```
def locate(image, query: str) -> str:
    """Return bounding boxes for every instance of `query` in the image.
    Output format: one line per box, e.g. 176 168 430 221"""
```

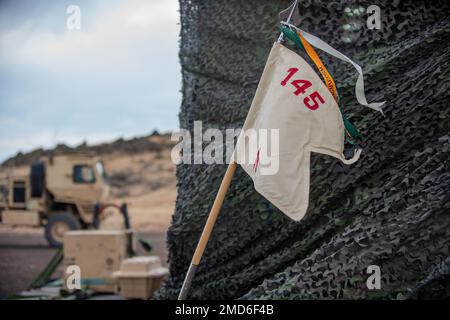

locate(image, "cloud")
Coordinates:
0 0 181 162
1 0 179 72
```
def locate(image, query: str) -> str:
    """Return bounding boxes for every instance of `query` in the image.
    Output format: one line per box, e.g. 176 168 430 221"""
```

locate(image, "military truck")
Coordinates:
0 153 110 247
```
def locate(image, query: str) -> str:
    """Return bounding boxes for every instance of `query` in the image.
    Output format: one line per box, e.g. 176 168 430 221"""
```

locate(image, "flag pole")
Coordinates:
178 161 237 300
177 0 299 300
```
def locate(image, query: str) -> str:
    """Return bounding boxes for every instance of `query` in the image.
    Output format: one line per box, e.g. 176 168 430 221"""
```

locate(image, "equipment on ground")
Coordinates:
21 203 163 300
63 229 129 293
113 256 168 299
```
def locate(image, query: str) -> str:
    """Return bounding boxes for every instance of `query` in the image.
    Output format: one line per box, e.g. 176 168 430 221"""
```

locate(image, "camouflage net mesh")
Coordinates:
155 0 450 299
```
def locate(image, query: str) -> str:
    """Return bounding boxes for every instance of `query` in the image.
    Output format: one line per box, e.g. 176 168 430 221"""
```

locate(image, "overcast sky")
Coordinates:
0 0 181 161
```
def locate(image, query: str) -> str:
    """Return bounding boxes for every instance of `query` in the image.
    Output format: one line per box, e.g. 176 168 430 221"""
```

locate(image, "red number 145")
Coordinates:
280 67 325 110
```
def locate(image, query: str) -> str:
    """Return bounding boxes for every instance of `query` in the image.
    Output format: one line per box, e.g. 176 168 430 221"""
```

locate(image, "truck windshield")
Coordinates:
95 161 105 178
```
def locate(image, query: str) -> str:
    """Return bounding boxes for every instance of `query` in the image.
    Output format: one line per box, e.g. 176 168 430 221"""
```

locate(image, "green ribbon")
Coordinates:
281 26 305 51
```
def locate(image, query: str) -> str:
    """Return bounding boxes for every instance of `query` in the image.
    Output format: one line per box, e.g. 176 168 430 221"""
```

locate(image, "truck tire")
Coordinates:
30 161 45 198
45 212 81 248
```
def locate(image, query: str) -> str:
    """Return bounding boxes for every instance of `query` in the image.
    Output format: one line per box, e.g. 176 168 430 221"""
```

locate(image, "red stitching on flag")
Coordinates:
253 149 260 172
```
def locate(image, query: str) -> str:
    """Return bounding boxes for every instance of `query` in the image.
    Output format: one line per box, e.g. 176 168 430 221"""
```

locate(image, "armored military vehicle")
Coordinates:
0 153 110 247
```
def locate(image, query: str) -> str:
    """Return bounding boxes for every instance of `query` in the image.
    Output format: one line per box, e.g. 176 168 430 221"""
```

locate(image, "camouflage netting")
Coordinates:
155 0 450 299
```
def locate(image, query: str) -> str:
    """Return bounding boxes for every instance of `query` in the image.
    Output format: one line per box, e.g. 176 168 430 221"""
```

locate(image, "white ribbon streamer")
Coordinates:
282 22 386 114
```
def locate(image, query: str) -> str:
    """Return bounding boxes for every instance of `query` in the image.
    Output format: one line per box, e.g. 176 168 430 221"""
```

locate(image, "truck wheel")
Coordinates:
45 213 81 248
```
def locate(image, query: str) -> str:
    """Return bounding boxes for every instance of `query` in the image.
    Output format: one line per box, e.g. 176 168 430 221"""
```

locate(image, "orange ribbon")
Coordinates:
297 31 338 102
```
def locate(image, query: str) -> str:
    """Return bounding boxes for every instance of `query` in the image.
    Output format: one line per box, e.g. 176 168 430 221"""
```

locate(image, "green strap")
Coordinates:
337 93 363 143
29 248 64 289
280 26 362 143
281 26 305 51
46 277 108 287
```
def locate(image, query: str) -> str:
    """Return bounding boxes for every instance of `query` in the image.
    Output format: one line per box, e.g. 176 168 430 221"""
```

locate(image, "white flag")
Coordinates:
234 43 361 221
